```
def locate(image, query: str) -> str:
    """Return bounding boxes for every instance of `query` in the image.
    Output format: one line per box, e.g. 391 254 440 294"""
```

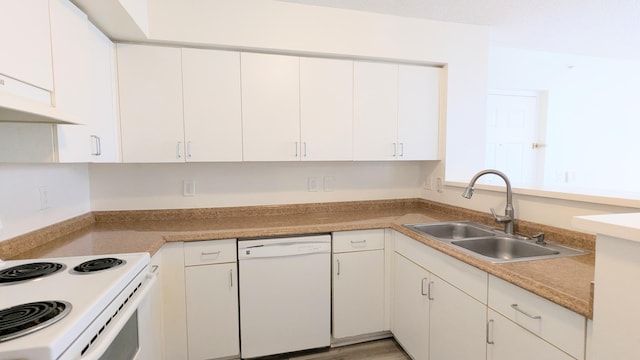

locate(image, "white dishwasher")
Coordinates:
238 234 331 359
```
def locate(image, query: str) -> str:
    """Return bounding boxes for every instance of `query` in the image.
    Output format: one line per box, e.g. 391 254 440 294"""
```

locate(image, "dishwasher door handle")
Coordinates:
238 242 331 260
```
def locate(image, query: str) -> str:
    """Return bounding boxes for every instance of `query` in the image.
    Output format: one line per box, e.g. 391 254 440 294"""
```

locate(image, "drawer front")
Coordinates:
333 229 385 253
488 275 585 359
184 239 237 266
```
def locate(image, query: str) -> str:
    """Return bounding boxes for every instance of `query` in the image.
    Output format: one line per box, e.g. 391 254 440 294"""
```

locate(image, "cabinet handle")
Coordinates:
151 265 159 273
511 304 542 319
421 278 429 296
427 281 435 300
295 141 299 158
350 239 366 246
303 142 307 157
229 269 233 288
336 259 341 276
176 142 183 159
187 141 192 158
201 251 221 256
392 143 397 157
90 135 102 156
486 319 495 344
399 143 404 157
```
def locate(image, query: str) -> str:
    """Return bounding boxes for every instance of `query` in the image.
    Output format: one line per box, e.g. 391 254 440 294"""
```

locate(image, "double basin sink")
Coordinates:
403 221 585 263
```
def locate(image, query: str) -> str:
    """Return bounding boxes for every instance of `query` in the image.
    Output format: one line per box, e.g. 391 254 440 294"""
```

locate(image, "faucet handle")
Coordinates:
490 208 512 223
532 232 546 245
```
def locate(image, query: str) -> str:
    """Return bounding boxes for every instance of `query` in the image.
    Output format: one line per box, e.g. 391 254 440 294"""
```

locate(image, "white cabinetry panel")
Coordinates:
353 61 398 160
117 44 185 163
300 57 353 161
182 48 242 162
0 0 53 91
398 65 440 160
241 52 300 161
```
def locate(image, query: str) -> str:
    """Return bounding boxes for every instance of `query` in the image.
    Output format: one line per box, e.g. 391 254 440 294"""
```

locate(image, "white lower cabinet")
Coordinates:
487 309 574 360
392 253 430 360
183 240 239 360
488 275 585 360
332 230 386 340
392 231 487 360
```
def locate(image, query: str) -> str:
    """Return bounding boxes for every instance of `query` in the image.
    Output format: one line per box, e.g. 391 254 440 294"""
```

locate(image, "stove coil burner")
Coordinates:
73 257 125 273
0 300 71 342
0 262 65 284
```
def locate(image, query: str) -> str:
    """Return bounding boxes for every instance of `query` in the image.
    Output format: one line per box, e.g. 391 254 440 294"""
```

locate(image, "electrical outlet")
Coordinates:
183 180 196 196
423 177 432 190
323 176 335 192
308 177 320 192
39 186 49 210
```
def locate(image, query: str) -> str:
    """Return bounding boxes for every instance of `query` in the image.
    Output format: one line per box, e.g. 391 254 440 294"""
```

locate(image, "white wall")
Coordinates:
89 162 424 210
0 163 90 241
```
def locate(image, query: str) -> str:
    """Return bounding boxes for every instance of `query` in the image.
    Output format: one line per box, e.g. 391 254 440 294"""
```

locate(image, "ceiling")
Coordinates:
279 0 640 59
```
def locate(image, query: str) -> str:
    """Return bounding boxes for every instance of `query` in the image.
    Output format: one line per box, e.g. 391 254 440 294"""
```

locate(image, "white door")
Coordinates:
354 61 398 160
241 52 300 161
182 48 242 162
300 57 353 161
429 274 487 360
117 44 185 162
486 91 542 186
185 263 239 360
398 65 440 160
392 253 430 360
333 250 385 338
487 310 574 360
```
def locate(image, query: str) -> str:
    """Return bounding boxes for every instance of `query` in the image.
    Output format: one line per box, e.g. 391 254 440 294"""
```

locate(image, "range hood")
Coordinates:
0 90 81 125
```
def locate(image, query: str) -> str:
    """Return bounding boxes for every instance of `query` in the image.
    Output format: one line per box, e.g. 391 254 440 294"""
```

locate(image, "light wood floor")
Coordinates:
254 338 411 360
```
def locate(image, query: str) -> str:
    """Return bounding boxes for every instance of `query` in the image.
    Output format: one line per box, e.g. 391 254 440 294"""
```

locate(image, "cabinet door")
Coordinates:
300 57 353 161
333 250 385 338
429 274 486 360
185 263 239 360
487 309 574 360
117 44 185 162
85 22 120 162
182 48 242 162
398 65 440 160
392 253 430 360
241 52 300 161
50 0 91 162
0 0 53 91
353 61 398 160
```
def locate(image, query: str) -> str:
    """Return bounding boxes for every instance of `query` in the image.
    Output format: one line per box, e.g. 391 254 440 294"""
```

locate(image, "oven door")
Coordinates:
59 270 157 360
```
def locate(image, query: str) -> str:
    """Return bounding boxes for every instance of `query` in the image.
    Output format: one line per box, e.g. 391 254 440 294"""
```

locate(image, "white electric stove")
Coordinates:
0 252 152 360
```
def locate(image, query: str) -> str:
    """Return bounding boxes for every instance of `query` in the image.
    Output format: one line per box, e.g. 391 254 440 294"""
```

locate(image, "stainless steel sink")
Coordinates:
403 221 586 263
407 221 494 240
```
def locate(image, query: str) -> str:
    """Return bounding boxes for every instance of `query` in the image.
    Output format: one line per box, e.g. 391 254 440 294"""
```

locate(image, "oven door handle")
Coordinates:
79 273 157 360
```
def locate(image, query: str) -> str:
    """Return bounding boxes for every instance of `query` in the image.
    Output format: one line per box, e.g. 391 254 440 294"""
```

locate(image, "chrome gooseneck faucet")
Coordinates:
462 169 514 235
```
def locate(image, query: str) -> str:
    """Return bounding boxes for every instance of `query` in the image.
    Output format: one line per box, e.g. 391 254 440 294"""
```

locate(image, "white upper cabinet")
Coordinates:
398 65 440 160
50 0 90 162
353 61 398 160
0 0 53 92
354 62 440 161
300 57 353 161
117 44 185 163
85 22 120 162
182 48 242 162
241 52 300 161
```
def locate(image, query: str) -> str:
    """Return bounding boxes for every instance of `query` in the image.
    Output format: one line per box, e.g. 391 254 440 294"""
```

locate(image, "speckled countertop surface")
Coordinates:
0 199 595 318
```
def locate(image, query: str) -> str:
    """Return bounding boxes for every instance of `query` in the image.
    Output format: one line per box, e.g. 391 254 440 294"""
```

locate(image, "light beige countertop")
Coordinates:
0 199 595 318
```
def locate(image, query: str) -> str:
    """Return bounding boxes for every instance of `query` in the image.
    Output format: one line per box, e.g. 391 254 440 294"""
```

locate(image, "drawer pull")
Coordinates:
486 319 495 344
201 251 221 256
151 265 159 273
350 240 367 245
511 304 542 319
